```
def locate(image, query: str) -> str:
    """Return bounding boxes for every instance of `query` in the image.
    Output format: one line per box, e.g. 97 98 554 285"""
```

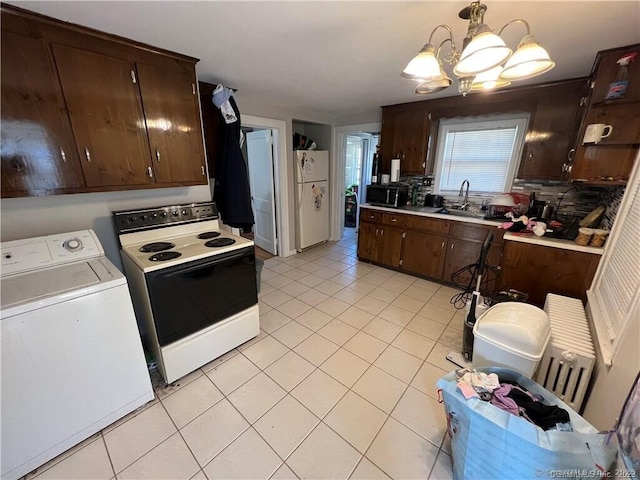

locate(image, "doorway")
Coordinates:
241 115 290 257
331 124 380 240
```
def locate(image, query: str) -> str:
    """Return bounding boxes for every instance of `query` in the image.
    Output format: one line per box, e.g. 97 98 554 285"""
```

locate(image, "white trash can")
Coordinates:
472 302 550 377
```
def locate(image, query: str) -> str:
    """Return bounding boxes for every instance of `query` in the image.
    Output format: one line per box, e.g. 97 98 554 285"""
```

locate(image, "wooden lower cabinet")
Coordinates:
357 220 404 267
357 221 379 262
501 241 601 307
358 208 504 284
402 230 447 278
444 223 504 288
378 226 404 268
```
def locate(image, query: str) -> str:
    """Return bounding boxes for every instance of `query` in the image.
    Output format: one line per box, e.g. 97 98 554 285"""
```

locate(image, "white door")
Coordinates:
246 130 277 255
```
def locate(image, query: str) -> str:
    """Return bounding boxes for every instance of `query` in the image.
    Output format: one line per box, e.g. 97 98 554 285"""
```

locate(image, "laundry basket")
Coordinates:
436 367 617 480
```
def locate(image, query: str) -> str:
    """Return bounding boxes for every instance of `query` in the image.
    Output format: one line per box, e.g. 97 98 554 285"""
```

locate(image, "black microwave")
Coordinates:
366 184 409 208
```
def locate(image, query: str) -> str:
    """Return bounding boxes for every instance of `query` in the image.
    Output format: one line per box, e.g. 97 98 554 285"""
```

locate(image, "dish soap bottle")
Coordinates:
605 52 637 100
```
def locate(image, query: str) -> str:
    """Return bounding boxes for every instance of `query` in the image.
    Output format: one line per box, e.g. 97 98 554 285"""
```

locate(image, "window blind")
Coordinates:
588 161 640 365
434 115 529 194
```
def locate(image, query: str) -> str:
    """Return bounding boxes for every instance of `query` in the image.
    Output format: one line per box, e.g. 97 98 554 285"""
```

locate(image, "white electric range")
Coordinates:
114 201 260 384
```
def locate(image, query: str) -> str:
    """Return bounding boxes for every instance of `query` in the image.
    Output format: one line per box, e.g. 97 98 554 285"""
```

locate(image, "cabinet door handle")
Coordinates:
567 148 576 162
155 149 161 162
441 241 445 249
201 165 205 176
391 218 397 222
380 229 384 237
60 147 67 163
131 69 137 84
450 243 454 250
84 147 91 162
192 83 196 95
147 166 153 178
375 228 379 236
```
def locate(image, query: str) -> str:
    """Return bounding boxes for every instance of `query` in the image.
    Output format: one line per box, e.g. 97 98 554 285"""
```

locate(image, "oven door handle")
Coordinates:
148 247 254 278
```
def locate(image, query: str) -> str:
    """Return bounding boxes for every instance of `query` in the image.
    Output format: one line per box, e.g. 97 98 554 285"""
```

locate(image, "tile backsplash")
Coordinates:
398 175 626 230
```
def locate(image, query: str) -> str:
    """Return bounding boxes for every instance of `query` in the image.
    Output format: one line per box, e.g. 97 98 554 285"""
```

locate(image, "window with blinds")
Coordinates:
588 167 640 365
434 114 529 194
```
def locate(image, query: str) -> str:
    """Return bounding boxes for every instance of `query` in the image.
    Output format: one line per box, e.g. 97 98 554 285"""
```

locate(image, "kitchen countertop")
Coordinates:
502 232 604 255
360 204 605 255
361 204 502 227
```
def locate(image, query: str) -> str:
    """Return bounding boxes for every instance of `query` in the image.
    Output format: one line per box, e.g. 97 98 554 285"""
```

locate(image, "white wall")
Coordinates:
582 307 639 430
0 186 211 270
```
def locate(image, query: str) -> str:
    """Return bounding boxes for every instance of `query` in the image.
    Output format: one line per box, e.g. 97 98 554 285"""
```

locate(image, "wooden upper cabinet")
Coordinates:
517 79 588 180
570 44 640 184
1 4 207 197
137 63 206 184
590 46 640 105
380 105 430 176
1 27 85 196
52 44 153 187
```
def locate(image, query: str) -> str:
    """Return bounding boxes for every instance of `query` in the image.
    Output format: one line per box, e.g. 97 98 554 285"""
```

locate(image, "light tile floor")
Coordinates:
26 228 463 480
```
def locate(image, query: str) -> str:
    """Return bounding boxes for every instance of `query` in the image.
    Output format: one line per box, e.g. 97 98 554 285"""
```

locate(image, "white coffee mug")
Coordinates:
381 174 391 185
583 123 613 144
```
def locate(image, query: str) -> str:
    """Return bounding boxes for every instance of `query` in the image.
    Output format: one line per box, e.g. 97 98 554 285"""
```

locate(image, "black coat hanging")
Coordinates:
213 96 255 232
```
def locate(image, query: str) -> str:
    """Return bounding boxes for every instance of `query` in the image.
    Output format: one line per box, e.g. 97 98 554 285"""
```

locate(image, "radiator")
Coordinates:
534 293 596 412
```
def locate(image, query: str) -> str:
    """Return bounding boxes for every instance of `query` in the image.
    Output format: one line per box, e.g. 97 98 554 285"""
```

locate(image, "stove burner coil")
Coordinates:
149 251 182 262
139 242 175 253
197 232 221 240
205 238 236 248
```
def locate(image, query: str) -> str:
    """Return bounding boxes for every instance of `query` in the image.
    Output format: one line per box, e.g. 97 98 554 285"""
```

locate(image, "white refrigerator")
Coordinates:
294 150 330 251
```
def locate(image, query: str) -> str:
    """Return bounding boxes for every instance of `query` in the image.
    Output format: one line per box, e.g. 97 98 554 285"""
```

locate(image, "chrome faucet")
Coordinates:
459 180 470 209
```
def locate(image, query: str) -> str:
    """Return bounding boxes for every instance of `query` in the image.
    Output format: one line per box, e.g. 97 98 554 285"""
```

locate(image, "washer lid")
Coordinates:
1 262 100 311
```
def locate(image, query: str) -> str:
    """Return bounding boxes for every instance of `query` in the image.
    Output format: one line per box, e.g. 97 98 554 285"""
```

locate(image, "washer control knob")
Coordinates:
63 238 83 251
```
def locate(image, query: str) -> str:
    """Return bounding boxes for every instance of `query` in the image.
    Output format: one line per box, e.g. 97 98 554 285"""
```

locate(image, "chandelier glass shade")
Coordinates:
403 2 555 95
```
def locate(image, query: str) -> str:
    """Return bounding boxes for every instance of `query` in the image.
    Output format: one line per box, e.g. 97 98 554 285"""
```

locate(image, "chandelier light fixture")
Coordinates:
401 2 555 96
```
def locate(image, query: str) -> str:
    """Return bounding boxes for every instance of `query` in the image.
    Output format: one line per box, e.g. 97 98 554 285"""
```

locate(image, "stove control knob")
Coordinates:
140 214 147 221
181 209 189 216
151 213 158 219
63 238 83 252
127 216 135 224
172 211 179 217
160 212 167 218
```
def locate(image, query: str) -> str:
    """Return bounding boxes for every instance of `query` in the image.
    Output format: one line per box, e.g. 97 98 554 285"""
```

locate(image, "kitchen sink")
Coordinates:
438 208 486 219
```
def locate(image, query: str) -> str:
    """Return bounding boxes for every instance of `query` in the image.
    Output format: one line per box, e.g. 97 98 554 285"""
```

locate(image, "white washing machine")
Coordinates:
0 230 154 480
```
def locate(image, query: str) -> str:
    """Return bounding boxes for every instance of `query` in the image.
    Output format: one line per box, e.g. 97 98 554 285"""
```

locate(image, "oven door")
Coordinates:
145 246 257 346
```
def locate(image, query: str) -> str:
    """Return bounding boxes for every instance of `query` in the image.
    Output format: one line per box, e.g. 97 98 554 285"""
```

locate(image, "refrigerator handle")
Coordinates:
297 160 305 209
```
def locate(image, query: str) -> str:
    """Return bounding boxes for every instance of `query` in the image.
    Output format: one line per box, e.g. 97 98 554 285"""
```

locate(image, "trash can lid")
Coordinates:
473 302 550 360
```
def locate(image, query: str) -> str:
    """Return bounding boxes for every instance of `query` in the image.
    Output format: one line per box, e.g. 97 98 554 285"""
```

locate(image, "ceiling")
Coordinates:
8 1 640 122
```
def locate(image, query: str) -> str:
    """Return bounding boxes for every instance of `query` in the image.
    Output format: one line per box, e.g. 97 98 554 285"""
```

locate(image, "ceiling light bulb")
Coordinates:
401 44 443 81
453 25 512 76
500 34 555 80
471 66 511 90
415 66 452 94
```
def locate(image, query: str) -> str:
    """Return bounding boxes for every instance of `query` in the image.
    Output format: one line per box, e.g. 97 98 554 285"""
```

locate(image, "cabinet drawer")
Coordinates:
360 209 381 223
449 223 504 245
381 212 407 227
406 216 450 235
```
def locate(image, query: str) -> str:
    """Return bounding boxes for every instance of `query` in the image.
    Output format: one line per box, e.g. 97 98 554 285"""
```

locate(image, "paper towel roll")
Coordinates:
390 158 401 183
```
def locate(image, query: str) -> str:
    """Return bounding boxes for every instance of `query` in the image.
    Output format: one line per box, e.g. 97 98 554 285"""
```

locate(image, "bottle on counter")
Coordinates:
371 145 381 184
